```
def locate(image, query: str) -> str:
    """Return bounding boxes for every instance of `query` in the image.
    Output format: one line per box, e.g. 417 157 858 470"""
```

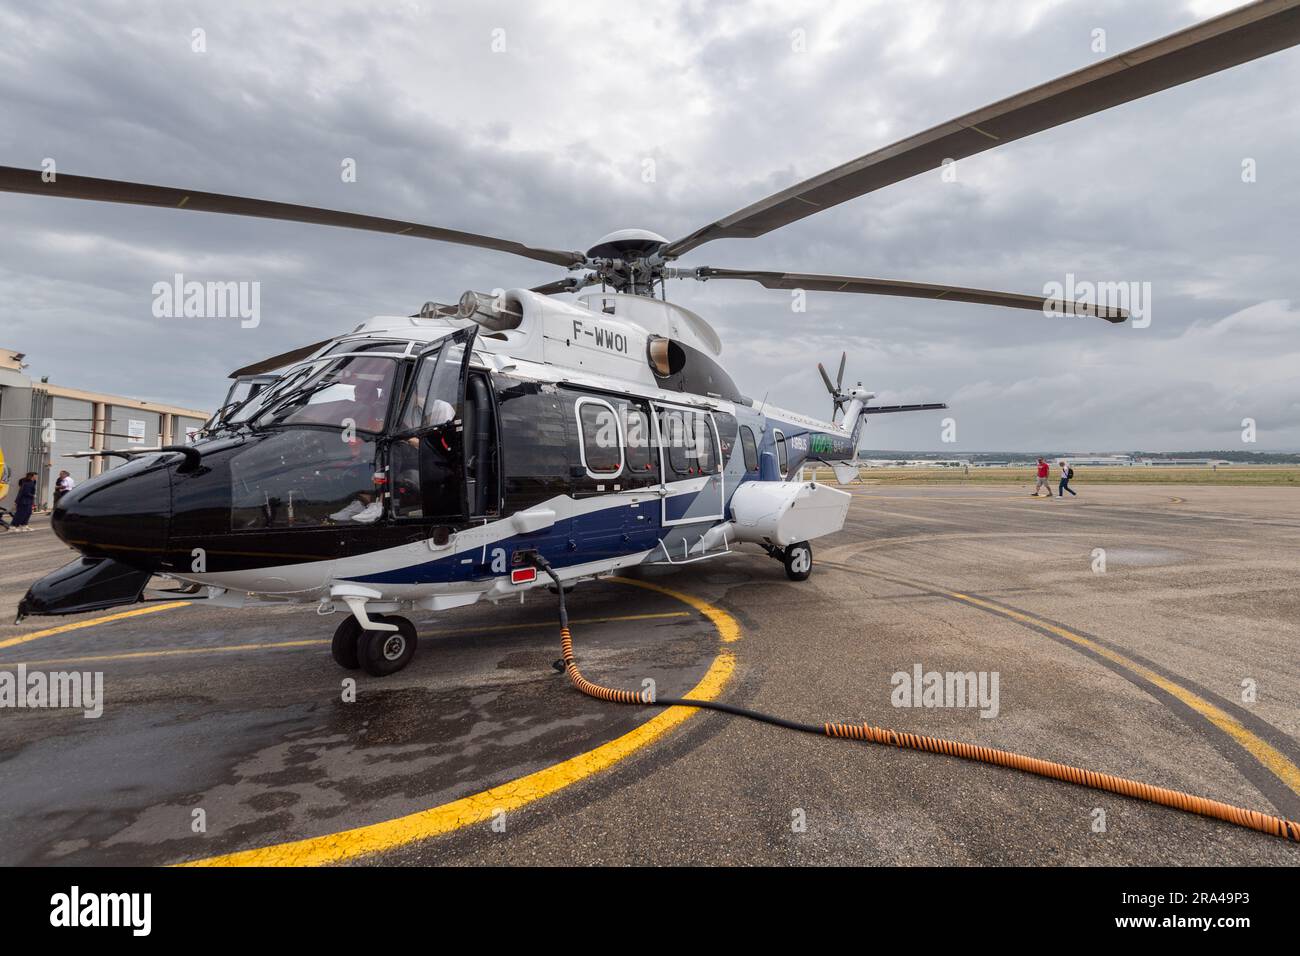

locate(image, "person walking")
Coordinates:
1058 459 1076 497
54 469 76 508
1031 457 1052 497
11 471 37 531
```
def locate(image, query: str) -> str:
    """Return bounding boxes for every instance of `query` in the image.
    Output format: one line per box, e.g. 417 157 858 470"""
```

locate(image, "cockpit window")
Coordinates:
231 355 400 434
226 361 324 426
231 430 382 530
395 338 468 434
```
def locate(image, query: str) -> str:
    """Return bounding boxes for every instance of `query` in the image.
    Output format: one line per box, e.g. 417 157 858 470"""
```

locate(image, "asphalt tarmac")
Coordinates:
1 483 1297 865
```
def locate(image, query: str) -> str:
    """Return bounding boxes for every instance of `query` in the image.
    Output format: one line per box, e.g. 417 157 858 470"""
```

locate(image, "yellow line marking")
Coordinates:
887 573 1300 799
610 576 741 643
453 610 688 636
1 612 691 669
0 602 190 652
6 639 329 668
179 582 739 866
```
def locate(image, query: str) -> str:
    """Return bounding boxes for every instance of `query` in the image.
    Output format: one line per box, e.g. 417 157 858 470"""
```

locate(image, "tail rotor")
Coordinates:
817 351 849 421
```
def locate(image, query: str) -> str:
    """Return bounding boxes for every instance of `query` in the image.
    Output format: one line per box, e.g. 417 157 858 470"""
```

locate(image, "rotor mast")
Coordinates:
580 228 669 297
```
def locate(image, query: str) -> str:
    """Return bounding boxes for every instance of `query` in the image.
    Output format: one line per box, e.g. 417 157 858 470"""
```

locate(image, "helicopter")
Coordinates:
7 1 1299 677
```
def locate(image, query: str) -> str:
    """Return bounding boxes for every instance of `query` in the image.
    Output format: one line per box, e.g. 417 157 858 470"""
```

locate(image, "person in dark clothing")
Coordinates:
11 472 37 531
1058 459 1077 497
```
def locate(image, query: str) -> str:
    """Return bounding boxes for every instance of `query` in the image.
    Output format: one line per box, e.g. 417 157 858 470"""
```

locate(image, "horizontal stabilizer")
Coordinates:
861 402 948 415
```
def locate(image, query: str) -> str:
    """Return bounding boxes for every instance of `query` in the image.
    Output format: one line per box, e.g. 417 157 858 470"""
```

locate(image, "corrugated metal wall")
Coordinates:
26 390 52 508
176 415 207 442
106 406 161 467
0 383 35 509
47 395 95 506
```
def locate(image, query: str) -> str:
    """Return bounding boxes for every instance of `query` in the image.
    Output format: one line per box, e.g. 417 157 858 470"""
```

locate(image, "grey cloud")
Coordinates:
0 0 1296 449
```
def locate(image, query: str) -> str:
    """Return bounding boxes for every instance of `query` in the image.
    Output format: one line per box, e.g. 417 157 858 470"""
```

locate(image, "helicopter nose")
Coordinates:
53 454 173 570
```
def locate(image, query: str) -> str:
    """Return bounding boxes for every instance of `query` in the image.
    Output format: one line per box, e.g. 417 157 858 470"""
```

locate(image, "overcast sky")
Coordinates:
1 0 1297 451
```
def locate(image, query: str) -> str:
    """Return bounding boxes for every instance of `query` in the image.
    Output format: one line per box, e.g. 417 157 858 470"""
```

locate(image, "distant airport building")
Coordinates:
1063 455 1135 466
1137 457 1231 466
0 346 209 510
859 458 971 468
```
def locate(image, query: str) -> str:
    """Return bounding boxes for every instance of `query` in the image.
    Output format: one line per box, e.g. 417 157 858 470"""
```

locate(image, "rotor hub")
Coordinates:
584 228 668 261
580 229 669 295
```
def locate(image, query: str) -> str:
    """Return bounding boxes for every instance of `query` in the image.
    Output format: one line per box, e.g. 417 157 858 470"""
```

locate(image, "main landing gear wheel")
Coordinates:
783 540 813 581
356 615 418 676
331 616 362 670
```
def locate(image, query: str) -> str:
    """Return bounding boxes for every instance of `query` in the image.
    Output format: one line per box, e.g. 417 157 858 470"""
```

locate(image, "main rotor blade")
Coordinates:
229 338 334 378
664 0 1300 258
0 166 585 269
697 268 1127 322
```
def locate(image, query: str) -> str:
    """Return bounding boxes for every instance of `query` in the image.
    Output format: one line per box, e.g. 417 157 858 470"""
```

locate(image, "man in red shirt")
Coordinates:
1031 457 1052 497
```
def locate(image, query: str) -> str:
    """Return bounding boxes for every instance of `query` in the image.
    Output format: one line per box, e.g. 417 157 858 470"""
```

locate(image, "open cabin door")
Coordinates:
653 403 724 527
387 327 477 523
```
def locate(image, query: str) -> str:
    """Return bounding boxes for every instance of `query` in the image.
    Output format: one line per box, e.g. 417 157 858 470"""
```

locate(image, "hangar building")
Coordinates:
0 346 209 511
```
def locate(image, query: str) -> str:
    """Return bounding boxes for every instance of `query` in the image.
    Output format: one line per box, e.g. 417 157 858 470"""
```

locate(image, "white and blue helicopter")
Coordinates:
15 258 955 675
11 0 1296 676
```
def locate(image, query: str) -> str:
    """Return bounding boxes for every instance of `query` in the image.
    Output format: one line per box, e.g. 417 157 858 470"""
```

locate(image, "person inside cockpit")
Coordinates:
329 491 382 524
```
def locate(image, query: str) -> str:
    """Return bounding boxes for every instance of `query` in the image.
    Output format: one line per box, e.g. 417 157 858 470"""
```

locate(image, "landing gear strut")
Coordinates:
331 613 418 676
763 540 813 581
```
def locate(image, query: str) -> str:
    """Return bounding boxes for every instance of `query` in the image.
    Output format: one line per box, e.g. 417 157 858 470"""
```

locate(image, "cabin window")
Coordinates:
659 407 719 479
774 429 788 475
714 411 738 465
576 398 623 477
740 426 759 473
624 407 654 474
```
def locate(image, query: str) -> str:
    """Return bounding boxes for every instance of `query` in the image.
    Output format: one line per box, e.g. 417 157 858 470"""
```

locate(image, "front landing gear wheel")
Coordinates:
331 616 361 670
783 540 813 581
356 615 418 676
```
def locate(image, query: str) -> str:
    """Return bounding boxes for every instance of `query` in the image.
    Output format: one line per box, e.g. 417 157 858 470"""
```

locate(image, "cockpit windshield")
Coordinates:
227 355 401 434
222 331 478 531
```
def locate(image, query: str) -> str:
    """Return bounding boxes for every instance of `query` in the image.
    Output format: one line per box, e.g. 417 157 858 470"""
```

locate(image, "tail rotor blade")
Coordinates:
836 352 846 390
818 363 835 394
